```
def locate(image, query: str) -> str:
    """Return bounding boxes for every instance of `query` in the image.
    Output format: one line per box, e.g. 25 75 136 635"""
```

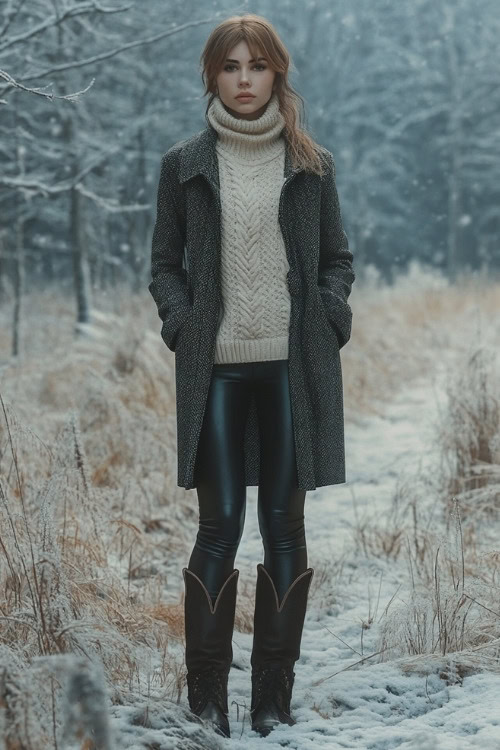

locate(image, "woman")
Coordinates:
149 13 355 739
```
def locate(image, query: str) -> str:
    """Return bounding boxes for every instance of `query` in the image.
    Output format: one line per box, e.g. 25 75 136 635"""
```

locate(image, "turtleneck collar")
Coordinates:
207 92 286 163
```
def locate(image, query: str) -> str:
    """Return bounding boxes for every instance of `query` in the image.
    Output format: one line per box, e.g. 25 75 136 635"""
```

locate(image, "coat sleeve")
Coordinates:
148 146 191 350
318 151 355 349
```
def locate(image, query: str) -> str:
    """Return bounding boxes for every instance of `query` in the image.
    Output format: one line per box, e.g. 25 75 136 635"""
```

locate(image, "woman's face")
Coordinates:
215 39 276 120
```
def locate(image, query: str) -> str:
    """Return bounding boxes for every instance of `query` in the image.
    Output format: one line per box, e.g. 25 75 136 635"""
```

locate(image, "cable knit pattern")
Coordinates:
207 93 290 364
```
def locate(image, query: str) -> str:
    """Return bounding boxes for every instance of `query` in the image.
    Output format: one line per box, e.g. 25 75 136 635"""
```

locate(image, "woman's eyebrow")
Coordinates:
224 57 268 63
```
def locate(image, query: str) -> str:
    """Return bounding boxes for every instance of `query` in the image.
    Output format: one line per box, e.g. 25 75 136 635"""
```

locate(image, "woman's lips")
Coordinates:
236 95 254 100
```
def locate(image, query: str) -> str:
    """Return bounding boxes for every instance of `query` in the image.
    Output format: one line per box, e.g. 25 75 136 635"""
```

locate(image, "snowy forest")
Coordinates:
1 0 500 748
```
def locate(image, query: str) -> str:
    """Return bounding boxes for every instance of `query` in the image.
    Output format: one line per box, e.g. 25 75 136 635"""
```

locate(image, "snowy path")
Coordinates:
221 367 500 748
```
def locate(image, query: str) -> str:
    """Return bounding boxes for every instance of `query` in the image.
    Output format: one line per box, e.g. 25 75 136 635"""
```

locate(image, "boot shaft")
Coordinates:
183 567 239 674
251 564 314 670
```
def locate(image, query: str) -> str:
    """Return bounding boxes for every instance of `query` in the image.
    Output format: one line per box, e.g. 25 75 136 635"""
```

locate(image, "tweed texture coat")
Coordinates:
149 120 355 491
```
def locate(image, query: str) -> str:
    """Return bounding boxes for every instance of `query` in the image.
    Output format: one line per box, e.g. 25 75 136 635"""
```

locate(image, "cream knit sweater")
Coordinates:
207 92 291 364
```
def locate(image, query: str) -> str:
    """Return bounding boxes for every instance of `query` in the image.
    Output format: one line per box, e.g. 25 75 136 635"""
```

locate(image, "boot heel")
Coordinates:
183 567 239 739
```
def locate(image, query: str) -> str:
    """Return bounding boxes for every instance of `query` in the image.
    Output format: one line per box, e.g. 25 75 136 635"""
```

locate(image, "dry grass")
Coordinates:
0 309 204 746
350 330 500 680
375 503 500 680
436 348 500 523
343 263 500 415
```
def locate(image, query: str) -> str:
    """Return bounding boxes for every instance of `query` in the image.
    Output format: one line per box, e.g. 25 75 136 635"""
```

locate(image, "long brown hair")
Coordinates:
200 13 328 176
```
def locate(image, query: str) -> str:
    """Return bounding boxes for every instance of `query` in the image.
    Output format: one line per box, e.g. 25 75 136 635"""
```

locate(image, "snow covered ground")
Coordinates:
109 333 500 749
2 275 499 749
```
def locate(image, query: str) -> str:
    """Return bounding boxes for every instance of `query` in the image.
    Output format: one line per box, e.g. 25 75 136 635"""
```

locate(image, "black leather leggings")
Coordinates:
188 359 308 605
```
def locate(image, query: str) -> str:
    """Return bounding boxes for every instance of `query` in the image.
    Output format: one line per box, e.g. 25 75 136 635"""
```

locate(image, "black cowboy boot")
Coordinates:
250 563 314 737
182 567 239 739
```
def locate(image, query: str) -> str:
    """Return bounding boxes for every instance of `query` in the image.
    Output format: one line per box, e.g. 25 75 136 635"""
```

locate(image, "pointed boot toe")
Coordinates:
198 699 230 738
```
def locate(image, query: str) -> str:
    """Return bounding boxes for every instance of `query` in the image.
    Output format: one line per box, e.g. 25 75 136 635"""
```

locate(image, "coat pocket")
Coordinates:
315 288 340 348
161 306 193 352
316 287 351 349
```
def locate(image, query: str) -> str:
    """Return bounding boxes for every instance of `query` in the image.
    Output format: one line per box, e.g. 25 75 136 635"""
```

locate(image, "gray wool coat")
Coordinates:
148 121 355 492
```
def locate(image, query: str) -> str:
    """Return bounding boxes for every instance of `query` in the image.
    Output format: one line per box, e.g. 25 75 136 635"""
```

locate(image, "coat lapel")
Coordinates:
178 124 219 191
